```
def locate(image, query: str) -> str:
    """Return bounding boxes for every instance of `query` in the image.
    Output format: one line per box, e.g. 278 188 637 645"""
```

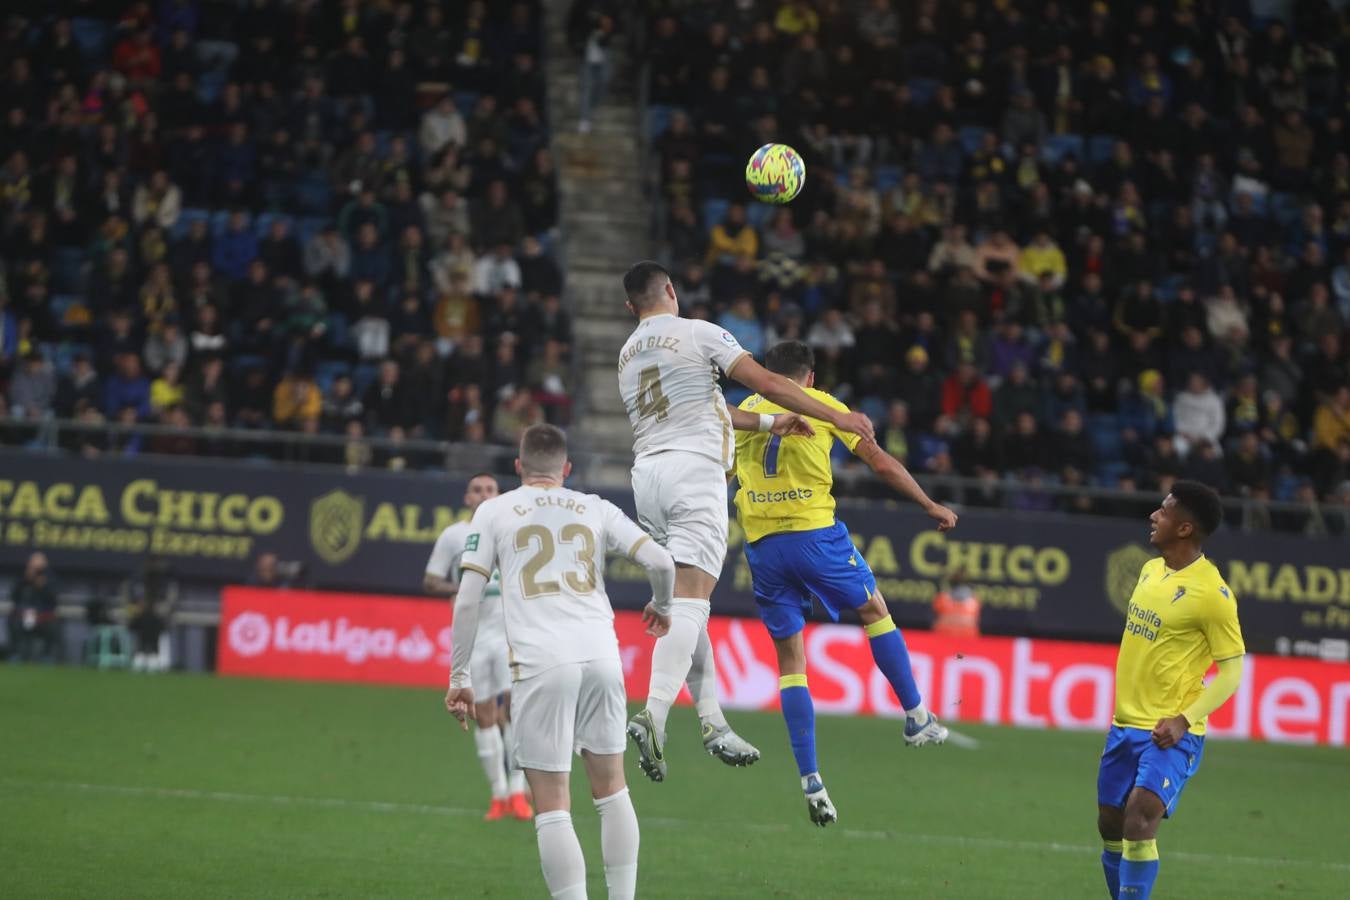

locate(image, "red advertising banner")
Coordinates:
219 588 1350 747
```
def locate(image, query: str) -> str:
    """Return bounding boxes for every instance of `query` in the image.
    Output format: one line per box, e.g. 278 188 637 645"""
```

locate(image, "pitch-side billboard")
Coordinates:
219 588 1350 747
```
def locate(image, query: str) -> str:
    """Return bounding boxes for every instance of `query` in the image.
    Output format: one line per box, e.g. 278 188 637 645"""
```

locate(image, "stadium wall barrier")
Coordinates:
1 452 1347 652
218 588 1350 747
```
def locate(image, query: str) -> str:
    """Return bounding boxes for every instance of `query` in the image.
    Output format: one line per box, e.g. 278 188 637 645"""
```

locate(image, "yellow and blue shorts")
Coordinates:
743 521 876 639
1097 725 1205 817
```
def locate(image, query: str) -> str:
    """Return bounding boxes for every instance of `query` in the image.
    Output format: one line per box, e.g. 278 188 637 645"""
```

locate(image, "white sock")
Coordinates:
594 788 639 900
499 720 527 794
535 810 588 899
801 772 823 793
686 625 728 731
905 702 929 723
645 598 708 736
474 726 509 800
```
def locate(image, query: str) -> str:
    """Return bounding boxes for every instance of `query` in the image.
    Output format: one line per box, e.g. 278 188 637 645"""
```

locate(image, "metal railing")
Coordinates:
5 417 1344 536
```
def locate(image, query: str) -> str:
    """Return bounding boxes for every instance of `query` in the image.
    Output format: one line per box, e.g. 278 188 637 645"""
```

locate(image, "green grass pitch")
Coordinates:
2 667 1347 898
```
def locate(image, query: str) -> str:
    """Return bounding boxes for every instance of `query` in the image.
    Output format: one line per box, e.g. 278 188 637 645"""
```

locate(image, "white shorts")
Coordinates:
632 450 729 579
470 639 511 701
509 657 627 772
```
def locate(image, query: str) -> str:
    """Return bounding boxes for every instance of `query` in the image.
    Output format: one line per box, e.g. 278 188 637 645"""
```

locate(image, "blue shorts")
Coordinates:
743 521 876 639
1096 725 1205 818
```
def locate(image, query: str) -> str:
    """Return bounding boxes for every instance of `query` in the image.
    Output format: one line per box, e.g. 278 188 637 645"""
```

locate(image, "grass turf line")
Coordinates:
2 667 1347 898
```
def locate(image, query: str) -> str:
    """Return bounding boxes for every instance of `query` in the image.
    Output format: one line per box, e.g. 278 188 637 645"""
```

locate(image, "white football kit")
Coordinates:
426 522 510 700
459 486 654 772
617 314 750 578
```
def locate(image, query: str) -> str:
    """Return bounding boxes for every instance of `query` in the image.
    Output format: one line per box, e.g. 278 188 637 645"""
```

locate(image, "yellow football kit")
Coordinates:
733 388 863 543
1112 555 1245 735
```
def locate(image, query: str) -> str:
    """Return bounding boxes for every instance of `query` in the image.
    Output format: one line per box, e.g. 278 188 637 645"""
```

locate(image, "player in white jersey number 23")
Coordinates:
617 261 876 782
446 425 678 900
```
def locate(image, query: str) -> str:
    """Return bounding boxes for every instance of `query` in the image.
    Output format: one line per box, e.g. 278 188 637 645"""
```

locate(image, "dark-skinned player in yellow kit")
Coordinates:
1096 481 1245 898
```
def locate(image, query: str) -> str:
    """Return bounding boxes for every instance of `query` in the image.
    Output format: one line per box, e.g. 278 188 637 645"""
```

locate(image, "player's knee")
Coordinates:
1121 805 1161 840
474 703 497 728
1097 807 1124 841
858 590 890 625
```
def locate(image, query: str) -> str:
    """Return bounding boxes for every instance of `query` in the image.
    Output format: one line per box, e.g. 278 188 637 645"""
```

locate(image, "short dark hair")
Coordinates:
1170 479 1223 538
623 260 670 309
467 471 497 484
519 424 568 476
765 341 815 379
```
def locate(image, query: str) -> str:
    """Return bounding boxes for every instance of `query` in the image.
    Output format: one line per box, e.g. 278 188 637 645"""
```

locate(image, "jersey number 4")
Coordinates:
636 366 671 421
514 524 598 598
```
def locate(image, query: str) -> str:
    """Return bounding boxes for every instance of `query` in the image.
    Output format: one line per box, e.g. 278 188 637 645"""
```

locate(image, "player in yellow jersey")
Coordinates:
1096 480 1245 899
733 341 958 826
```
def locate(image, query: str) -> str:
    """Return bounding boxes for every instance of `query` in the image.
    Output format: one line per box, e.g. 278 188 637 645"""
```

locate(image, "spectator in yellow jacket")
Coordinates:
1018 230 1068 289
273 369 322 428
705 202 759 268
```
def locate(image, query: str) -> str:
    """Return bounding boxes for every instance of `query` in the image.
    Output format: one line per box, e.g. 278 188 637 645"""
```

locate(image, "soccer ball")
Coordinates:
745 143 806 204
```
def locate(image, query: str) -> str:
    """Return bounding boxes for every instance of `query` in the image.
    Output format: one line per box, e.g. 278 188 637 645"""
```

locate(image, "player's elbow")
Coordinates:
422 574 439 594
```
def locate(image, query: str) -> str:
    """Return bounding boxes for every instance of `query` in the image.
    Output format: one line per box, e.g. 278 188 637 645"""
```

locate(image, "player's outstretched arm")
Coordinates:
445 568 488 729
728 357 874 441
725 403 816 437
854 438 958 531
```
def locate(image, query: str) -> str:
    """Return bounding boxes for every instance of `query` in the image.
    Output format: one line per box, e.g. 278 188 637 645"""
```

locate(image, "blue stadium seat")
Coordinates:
1231 189 1268 216
1094 461 1131 486
454 90 481 116
228 354 265 374
353 363 380 395
1088 413 1124 462
295 177 332 215
1041 133 1084 165
51 249 85 294
701 198 730 228
958 126 987 157
254 212 293 238
209 209 233 237
175 207 210 239
296 215 330 248
197 69 227 104
1270 192 1302 230
746 202 775 229
906 77 941 107
1087 136 1116 165
873 165 903 191
71 18 111 60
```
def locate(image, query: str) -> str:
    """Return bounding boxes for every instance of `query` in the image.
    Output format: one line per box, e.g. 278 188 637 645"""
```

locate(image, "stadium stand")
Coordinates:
0 0 564 468
640 0 1350 523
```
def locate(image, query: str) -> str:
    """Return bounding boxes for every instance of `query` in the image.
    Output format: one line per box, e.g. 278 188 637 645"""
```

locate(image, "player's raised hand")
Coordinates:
926 503 958 532
641 602 671 638
836 411 876 443
1151 714 1189 749
445 686 475 731
770 413 815 437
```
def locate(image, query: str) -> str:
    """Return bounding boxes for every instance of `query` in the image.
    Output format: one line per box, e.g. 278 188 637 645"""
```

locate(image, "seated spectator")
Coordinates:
365 360 415 433
1002 412 1045 473
273 368 322 429
1052 409 1095 479
1173 373 1226 457
473 243 523 296
131 170 181 231
719 296 766 360
973 230 1021 284
470 180 526 249
8 351 55 420
705 203 758 269
211 210 258 282
1018 231 1067 290
420 94 468 158
103 354 151 420
1313 385 1350 454
149 361 185 413
518 237 562 300
259 218 302 280
144 320 189 375
55 354 102 417
992 362 1039 433
304 226 352 287
941 362 993 425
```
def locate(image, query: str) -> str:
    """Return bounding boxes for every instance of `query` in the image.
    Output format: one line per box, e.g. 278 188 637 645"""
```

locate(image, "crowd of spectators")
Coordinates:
0 1 568 469
646 1 1350 525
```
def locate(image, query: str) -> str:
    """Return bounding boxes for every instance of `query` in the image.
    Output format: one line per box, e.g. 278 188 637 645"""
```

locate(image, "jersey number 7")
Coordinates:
762 434 782 478
636 366 671 421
